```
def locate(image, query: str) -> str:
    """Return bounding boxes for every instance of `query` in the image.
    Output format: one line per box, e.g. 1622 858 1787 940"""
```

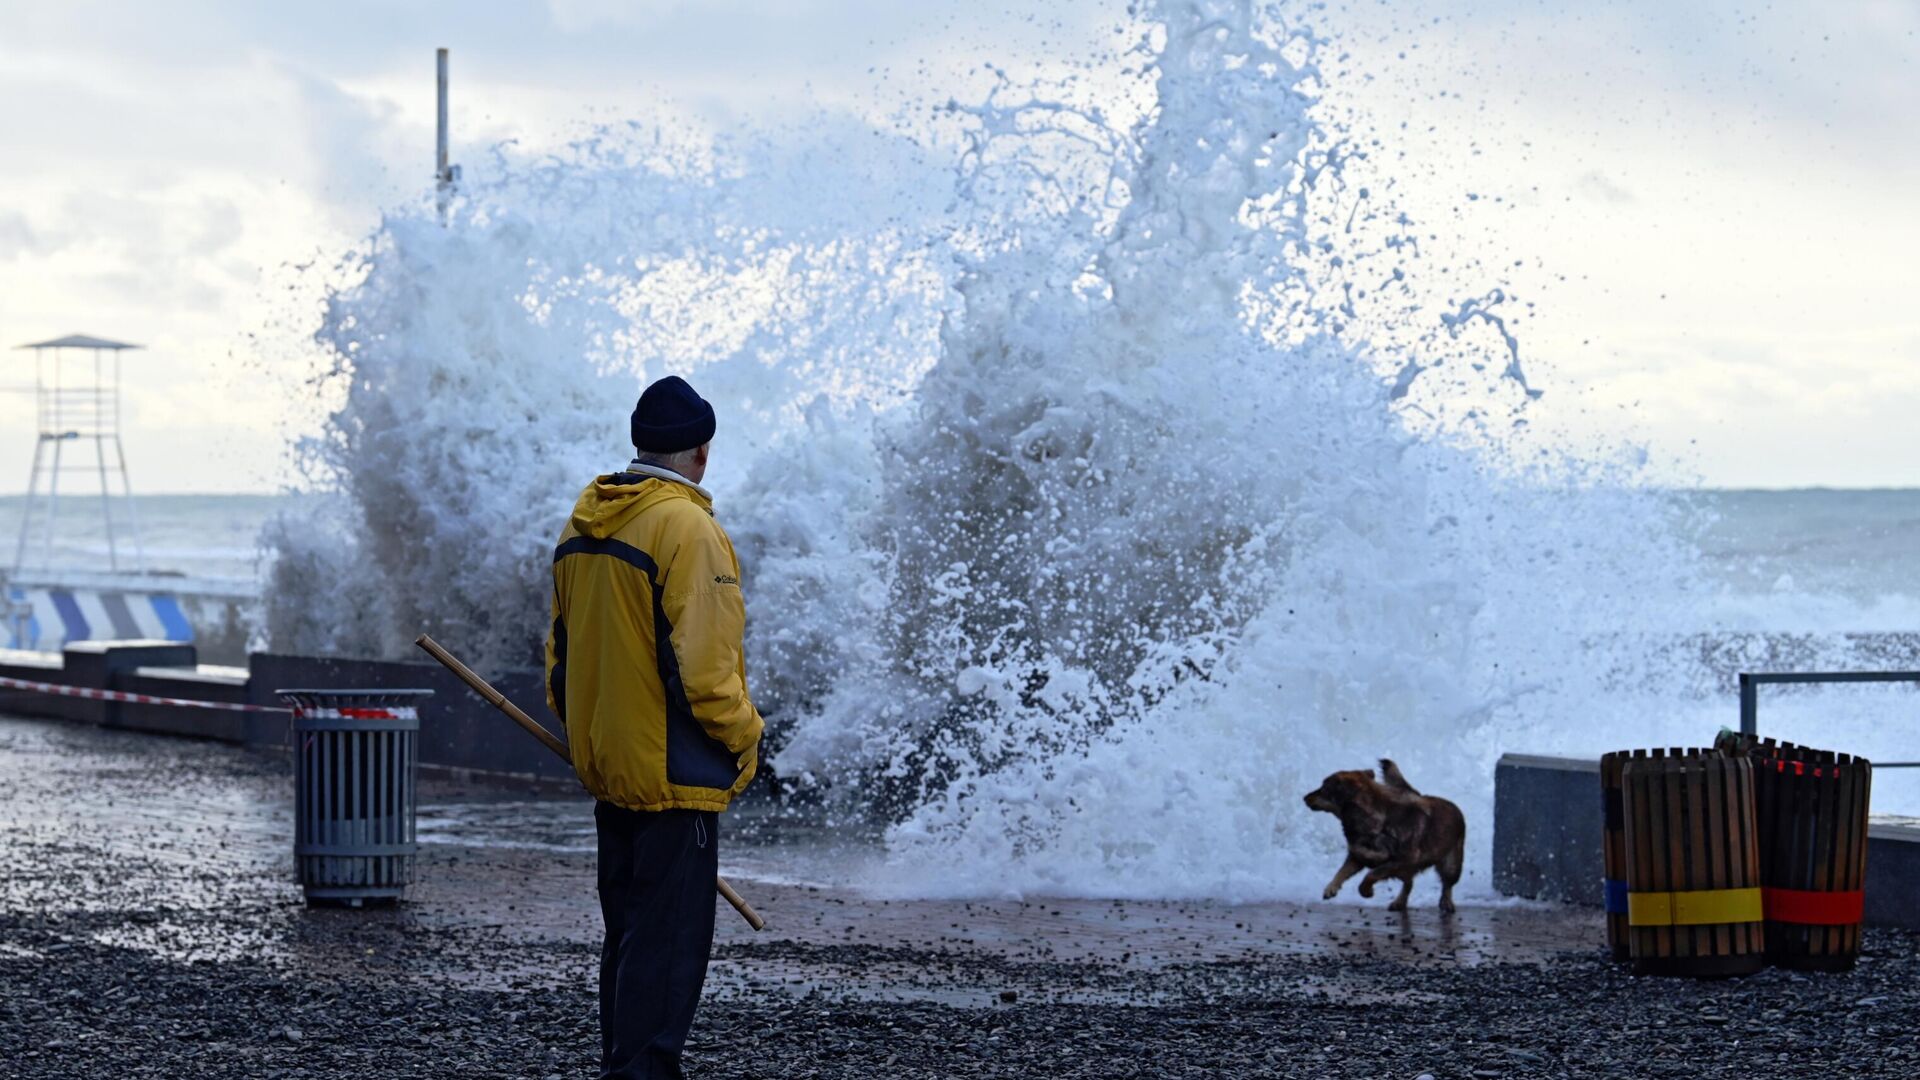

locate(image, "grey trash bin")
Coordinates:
278 688 430 906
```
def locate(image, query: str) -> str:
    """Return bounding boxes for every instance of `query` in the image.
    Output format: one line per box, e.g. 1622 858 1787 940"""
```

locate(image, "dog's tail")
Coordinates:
1379 758 1421 796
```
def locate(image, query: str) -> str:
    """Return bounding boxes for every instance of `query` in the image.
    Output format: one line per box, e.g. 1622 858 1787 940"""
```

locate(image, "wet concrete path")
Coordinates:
0 712 1591 994
7 712 1920 1078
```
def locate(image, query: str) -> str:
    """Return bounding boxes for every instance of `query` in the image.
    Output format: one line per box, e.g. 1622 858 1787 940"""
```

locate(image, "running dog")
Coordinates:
1302 759 1466 914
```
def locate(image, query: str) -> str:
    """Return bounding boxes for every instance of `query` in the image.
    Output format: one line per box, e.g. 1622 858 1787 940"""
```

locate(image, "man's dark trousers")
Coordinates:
596 801 719 1080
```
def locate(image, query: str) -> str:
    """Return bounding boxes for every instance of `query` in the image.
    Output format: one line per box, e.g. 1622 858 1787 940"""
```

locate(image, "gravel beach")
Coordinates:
4 712 1917 1079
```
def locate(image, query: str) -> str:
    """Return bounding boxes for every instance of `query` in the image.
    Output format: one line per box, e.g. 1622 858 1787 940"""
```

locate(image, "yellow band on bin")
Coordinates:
1627 887 1763 927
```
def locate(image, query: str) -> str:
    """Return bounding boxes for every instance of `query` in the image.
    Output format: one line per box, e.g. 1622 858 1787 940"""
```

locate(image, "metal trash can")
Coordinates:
278 688 430 907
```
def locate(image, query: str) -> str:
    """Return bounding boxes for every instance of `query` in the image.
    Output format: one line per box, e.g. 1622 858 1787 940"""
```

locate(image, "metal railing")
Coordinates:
1738 671 1920 768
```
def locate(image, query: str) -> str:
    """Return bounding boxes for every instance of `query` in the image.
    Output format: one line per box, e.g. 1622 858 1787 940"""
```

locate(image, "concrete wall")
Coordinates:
1494 751 1920 931
1491 753 1603 906
0 647 78 719
1864 822 1920 930
0 640 571 783
62 640 198 726
118 662 252 742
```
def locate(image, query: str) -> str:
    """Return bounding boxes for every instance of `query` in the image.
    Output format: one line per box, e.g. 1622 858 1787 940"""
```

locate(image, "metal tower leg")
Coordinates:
11 436 45 574
94 435 120 573
43 435 64 573
112 435 144 574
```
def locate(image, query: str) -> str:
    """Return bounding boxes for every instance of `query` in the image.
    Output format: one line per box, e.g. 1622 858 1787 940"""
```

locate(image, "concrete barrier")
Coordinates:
0 648 71 718
1864 821 1920 930
1494 751 1920 931
63 640 198 726
0 640 571 784
1492 753 1603 906
119 663 252 742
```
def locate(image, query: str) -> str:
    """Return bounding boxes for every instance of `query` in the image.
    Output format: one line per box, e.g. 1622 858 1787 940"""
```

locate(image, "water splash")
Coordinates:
266 0 1884 899
264 128 955 669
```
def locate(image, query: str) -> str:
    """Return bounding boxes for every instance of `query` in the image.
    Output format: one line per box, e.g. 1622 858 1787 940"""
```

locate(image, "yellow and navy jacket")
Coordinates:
544 465 763 812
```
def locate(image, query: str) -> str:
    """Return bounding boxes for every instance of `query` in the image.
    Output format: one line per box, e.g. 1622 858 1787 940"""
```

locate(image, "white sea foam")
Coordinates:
265 0 1920 900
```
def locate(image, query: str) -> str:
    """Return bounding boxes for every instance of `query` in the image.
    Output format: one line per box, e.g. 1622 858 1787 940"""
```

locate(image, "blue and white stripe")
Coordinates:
3 585 193 651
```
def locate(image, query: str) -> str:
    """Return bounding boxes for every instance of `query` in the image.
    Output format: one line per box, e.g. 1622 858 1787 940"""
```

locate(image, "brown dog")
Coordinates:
1303 759 1466 914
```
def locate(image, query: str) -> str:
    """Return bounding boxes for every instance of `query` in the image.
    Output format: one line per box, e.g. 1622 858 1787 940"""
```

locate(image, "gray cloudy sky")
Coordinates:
0 0 1914 492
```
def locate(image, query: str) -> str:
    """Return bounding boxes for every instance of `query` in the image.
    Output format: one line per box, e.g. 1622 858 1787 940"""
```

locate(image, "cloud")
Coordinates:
0 0 1914 491
1574 171 1634 205
0 211 50 260
543 0 697 33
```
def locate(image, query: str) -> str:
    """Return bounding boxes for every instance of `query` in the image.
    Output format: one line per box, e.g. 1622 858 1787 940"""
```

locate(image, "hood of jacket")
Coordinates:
568 468 713 540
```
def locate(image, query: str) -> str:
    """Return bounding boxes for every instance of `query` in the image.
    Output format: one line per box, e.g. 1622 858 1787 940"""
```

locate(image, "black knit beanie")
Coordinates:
630 376 716 453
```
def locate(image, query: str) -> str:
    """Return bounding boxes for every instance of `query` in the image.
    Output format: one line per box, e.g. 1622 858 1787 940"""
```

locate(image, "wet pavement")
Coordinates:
6 712 1920 1078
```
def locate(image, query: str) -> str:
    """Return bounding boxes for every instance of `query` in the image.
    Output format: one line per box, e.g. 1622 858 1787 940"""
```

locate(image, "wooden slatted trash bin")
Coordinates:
1602 748 1713 962
279 688 430 907
1753 746 1871 972
1600 751 1626 960
1600 749 1665 962
1621 751 1767 977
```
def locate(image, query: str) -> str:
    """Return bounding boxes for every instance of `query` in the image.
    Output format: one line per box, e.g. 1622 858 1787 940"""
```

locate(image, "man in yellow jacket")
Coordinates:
545 375 763 1080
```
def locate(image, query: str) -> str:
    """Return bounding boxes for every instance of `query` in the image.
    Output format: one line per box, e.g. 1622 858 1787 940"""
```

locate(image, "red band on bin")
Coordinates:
1762 887 1865 926
291 705 417 722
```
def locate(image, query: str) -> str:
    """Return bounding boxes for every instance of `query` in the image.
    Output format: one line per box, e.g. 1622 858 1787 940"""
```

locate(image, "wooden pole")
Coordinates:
414 634 767 931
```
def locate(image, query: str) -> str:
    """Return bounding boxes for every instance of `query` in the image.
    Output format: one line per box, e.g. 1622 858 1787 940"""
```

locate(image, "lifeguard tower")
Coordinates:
11 334 146 576
5 334 192 651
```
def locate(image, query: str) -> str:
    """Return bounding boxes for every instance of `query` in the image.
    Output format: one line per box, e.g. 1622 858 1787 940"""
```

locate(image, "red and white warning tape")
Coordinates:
0 674 291 714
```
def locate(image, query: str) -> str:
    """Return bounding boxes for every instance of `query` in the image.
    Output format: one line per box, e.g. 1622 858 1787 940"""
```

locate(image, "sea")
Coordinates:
0 493 282 585
5 487 1919 617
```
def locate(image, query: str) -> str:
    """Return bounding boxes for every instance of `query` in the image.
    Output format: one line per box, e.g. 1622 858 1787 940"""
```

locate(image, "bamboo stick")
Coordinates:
414 634 766 931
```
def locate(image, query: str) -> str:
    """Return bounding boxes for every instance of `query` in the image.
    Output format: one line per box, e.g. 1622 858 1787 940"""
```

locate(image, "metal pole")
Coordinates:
93 349 119 573
41 349 64 574
43 433 63 574
110 348 143 573
1739 673 1758 737
13 347 46 575
95 436 117 573
435 48 451 221
12 436 44 575
113 435 145 574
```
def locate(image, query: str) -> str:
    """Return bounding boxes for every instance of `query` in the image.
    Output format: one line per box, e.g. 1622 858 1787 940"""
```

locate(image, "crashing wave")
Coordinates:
269 0 1893 897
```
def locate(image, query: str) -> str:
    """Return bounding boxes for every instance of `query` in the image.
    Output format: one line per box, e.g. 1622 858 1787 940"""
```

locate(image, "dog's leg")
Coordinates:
1387 875 1415 912
1357 867 1388 899
1438 839 1464 915
1323 855 1365 900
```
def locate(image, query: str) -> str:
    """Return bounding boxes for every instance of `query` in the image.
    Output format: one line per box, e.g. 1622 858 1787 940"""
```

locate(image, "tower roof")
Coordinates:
15 334 142 351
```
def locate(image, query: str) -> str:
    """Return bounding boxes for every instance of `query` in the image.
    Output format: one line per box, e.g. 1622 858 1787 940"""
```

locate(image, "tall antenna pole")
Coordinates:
435 47 456 221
